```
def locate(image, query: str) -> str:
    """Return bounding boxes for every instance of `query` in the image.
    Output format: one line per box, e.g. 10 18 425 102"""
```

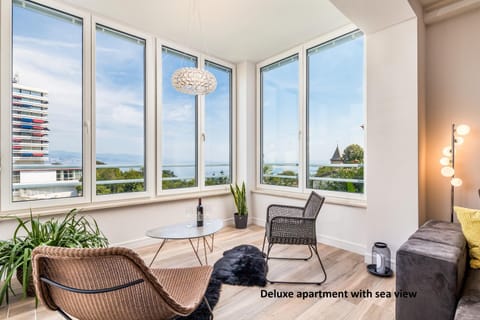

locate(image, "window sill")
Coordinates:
251 188 367 209
0 189 231 220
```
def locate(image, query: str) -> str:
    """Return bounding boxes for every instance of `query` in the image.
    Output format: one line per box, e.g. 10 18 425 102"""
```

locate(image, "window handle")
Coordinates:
84 120 90 135
202 133 206 142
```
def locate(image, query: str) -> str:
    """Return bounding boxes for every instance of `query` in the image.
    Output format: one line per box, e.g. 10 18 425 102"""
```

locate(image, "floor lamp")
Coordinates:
440 123 470 222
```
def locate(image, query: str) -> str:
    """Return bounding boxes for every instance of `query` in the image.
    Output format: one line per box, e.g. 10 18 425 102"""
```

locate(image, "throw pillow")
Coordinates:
454 206 480 269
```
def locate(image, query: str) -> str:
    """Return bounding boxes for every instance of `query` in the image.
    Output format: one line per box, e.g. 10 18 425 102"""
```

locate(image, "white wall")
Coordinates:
331 0 424 261
0 195 235 247
426 7 480 221
236 61 256 215
365 17 421 260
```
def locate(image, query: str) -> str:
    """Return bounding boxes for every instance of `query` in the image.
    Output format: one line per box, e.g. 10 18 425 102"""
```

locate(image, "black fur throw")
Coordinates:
213 244 267 287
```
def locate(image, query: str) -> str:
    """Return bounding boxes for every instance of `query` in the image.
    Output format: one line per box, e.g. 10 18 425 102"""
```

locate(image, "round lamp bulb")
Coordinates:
439 157 451 166
456 124 470 136
442 146 452 157
455 137 464 145
451 177 463 187
441 166 455 177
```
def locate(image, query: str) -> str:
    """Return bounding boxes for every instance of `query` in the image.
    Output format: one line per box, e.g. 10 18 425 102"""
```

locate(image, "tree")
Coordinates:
342 144 364 163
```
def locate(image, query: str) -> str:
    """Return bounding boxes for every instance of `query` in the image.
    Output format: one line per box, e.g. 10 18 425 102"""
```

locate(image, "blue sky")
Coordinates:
13 2 83 157
13 2 230 172
13 1 361 174
13 2 147 166
162 48 231 177
262 33 364 167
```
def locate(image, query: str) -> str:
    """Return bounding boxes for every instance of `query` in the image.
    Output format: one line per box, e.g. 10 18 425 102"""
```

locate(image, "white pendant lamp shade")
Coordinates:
171 67 217 95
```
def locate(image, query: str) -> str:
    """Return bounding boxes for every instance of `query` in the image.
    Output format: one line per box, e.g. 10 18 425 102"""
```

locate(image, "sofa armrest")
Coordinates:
396 221 467 320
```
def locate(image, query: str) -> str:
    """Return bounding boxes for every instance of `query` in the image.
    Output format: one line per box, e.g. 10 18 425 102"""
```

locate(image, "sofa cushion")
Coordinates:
455 206 480 268
423 220 462 232
454 269 480 320
410 226 466 249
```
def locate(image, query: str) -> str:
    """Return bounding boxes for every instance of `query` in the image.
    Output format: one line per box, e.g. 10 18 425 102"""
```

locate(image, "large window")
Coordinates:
11 0 83 201
307 31 364 194
95 25 146 195
260 55 299 187
204 61 232 186
258 29 365 196
2 0 234 210
161 47 198 190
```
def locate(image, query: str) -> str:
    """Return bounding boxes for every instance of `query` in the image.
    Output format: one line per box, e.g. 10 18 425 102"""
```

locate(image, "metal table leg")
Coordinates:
188 238 205 265
149 239 168 267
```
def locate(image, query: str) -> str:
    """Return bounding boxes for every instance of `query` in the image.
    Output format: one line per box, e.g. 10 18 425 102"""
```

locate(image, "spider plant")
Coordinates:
0 209 108 305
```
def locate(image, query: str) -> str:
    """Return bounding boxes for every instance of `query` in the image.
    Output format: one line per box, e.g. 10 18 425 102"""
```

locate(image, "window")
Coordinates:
260 55 299 187
11 0 83 201
161 47 198 190
95 25 146 195
307 31 364 194
204 61 232 186
2 0 233 210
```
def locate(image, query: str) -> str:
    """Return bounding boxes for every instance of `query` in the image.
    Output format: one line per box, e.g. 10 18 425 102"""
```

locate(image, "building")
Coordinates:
329 144 343 164
12 81 49 164
12 80 81 200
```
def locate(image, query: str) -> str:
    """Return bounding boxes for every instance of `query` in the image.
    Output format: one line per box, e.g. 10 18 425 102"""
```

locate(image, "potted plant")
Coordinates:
0 209 108 305
230 182 248 229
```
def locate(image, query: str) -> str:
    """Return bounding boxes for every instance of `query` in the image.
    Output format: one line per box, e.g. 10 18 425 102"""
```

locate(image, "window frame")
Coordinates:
0 0 237 214
91 16 155 202
203 57 236 191
256 46 304 194
156 40 236 196
256 24 366 200
304 27 366 200
1 0 93 211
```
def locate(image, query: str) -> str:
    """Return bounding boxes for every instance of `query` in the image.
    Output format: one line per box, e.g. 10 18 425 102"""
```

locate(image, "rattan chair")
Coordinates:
32 246 213 320
262 191 327 285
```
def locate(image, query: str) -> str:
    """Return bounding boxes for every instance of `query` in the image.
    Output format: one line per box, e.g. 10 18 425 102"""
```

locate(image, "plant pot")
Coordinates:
234 213 248 229
16 267 36 297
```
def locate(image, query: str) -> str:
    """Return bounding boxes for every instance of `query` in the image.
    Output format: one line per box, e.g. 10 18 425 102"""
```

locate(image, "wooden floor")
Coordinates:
0 225 395 320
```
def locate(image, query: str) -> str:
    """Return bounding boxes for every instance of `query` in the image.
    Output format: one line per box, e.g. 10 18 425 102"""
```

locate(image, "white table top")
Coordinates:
146 219 224 240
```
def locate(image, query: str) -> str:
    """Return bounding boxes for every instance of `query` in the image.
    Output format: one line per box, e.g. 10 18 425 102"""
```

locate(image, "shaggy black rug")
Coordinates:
177 245 267 320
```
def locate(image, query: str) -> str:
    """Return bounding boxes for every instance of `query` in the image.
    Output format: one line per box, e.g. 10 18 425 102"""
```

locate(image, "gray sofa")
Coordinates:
396 220 480 320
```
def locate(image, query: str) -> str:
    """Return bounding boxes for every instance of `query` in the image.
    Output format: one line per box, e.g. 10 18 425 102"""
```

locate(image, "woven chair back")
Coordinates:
303 192 325 219
32 246 177 320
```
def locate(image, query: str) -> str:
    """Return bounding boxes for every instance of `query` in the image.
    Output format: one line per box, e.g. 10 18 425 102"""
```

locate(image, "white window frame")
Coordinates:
0 0 236 213
156 40 236 196
256 24 366 201
256 46 304 194
91 16 155 202
0 0 92 211
203 56 236 191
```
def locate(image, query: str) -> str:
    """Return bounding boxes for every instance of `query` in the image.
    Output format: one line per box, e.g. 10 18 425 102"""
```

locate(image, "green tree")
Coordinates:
342 144 364 163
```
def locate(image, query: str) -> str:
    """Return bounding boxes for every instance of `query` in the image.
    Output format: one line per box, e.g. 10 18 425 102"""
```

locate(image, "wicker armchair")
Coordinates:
262 191 327 285
32 246 213 320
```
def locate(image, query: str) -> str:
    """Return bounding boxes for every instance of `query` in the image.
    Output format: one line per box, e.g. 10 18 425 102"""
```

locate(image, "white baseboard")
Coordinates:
317 234 366 256
111 236 160 249
252 218 366 257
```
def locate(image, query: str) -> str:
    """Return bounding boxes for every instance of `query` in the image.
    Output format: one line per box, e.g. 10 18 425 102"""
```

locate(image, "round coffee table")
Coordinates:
146 219 223 266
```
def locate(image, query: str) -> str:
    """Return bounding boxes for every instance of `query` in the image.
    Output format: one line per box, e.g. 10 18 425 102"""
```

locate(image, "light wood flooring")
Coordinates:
0 225 395 320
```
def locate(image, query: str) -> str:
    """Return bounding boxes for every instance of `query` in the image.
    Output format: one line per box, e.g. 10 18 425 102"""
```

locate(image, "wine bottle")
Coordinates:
197 198 204 227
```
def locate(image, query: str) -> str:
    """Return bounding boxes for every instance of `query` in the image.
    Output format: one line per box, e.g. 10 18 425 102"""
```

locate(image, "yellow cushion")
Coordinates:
455 206 480 269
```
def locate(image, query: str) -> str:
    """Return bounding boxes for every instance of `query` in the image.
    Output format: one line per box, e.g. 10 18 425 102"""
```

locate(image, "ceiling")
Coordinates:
61 0 350 63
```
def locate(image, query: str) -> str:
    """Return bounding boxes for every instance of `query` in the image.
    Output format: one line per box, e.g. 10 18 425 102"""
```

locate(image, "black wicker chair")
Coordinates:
262 191 327 285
